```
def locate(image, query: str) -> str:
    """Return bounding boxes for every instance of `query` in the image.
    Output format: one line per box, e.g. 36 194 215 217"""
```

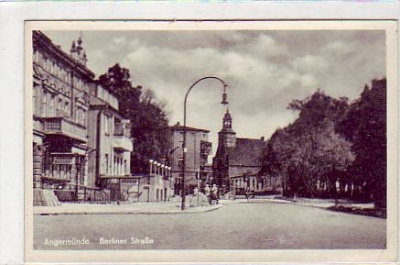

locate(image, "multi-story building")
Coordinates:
32 31 94 205
169 122 212 195
87 82 133 201
32 31 134 205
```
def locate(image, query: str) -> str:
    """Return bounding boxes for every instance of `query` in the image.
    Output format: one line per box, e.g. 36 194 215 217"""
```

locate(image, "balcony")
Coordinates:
42 117 87 143
113 135 133 152
200 140 212 156
114 121 131 138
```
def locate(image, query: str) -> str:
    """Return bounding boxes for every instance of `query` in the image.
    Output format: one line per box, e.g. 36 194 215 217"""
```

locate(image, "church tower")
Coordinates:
218 109 236 149
213 108 236 192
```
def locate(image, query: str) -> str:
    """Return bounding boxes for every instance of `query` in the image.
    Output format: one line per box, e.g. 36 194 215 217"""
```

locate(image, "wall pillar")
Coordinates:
33 143 43 189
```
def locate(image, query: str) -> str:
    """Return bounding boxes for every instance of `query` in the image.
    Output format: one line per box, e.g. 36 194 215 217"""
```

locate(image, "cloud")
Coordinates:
112 36 128 45
42 29 386 155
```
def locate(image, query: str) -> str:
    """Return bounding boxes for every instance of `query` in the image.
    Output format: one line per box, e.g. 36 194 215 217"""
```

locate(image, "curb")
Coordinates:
34 204 224 216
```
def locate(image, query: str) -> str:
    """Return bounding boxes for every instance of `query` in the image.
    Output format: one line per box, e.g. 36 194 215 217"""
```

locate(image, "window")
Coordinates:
42 57 47 70
82 109 86 126
66 165 71 180
75 107 86 126
52 156 74 180
51 61 56 74
114 155 117 175
57 98 63 111
104 114 110 135
42 91 47 116
105 154 109 175
64 101 69 114
49 95 55 117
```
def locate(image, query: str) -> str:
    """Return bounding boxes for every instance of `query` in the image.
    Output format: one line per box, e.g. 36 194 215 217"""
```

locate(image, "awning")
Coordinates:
42 176 70 183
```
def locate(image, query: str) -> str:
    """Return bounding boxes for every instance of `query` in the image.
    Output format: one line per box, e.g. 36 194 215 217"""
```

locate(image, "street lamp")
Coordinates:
161 164 165 177
149 159 154 175
181 76 228 210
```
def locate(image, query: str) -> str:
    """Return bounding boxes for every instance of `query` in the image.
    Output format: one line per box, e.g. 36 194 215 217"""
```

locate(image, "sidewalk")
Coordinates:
220 196 375 212
237 196 381 218
34 201 224 215
34 196 377 217
290 198 374 210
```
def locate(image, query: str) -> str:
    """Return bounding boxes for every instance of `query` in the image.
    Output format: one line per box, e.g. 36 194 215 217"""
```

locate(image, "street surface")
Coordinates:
34 201 386 250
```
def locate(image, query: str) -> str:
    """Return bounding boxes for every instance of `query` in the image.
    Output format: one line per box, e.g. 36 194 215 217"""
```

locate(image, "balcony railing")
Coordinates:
113 135 133 152
42 117 87 143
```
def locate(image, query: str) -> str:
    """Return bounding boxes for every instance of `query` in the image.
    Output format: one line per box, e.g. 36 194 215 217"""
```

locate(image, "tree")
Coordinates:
262 91 355 198
338 78 387 209
99 64 172 174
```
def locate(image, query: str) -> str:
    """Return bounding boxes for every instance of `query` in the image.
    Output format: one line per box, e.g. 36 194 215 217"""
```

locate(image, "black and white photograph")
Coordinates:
25 20 398 263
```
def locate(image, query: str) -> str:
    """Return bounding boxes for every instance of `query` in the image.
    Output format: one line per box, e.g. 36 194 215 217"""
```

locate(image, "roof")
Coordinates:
224 111 232 120
170 124 210 133
229 138 266 167
33 31 95 79
89 94 126 119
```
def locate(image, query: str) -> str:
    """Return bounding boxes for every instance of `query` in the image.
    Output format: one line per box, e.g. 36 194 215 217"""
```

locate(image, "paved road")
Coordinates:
34 202 386 250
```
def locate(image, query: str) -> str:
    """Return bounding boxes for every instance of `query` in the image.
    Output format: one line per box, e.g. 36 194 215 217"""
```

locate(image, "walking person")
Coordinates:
245 186 251 201
211 184 219 205
204 184 211 205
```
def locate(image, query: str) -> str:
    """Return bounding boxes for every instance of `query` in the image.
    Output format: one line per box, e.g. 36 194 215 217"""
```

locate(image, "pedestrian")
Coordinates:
189 187 199 207
245 187 251 201
211 184 219 205
204 184 211 204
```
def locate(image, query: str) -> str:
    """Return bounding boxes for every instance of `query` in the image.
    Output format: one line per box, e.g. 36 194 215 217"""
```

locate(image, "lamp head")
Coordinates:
221 92 228 105
221 84 228 105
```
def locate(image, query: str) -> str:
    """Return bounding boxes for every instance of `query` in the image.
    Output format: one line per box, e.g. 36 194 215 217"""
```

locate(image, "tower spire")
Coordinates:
223 108 232 130
70 32 87 66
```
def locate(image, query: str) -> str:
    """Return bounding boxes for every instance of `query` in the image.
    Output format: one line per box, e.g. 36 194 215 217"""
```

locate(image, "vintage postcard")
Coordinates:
25 20 398 263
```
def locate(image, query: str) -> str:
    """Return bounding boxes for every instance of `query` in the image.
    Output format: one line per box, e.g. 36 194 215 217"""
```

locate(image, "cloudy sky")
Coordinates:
43 29 386 156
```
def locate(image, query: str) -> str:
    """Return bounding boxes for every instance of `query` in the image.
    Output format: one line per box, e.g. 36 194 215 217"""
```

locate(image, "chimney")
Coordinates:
260 136 265 141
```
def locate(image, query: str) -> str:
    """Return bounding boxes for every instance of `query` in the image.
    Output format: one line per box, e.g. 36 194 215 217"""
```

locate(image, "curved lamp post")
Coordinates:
181 76 228 210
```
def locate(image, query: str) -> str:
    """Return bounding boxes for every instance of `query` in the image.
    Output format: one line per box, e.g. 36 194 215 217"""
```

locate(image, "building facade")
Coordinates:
133 160 173 202
33 31 94 204
87 82 133 201
169 122 212 195
213 110 280 195
32 31 134 205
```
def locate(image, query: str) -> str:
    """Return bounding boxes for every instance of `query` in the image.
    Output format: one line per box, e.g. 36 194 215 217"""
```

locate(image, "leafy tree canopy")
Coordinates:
262 78 387 209
99 63 172 174
263 90 354 198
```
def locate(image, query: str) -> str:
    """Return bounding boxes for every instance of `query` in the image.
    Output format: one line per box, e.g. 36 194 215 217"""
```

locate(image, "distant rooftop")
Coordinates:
228 137 266 167
170 122 210 133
